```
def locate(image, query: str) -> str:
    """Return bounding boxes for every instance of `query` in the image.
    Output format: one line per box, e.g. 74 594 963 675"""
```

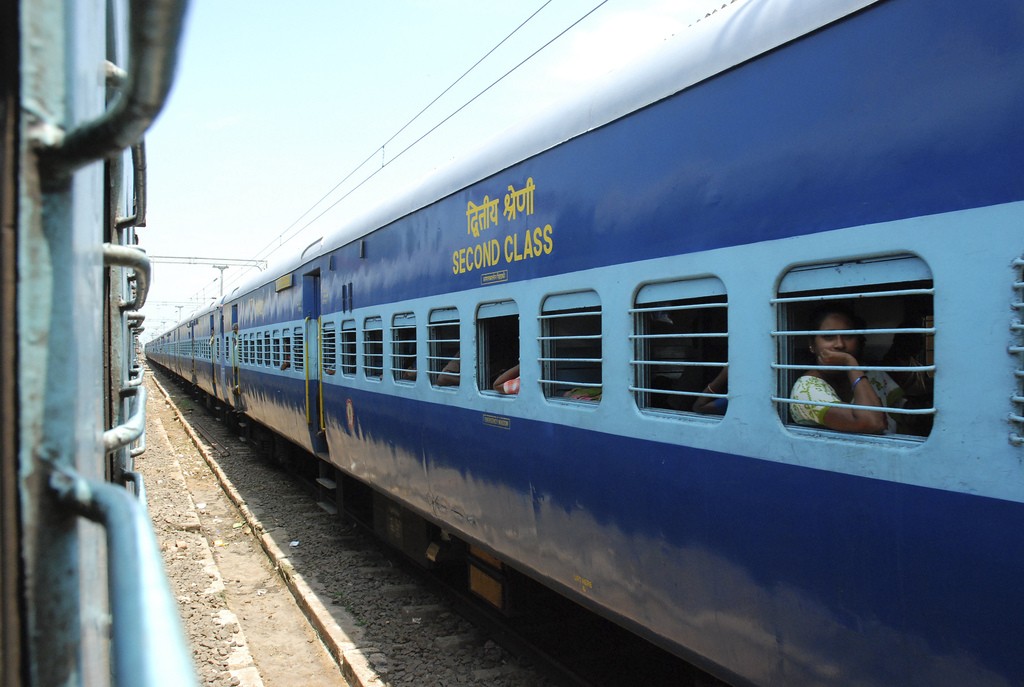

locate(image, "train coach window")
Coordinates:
630 278 728 416
321 321 336 375
293 326 304 373
428 308 460 388
341 320 356 375
391 313 417 383
477 301 519 394
363 317 384 380
264 332 271 367
282 331 292 370
772 255 935 438
539 291 602 402
272 330 281 367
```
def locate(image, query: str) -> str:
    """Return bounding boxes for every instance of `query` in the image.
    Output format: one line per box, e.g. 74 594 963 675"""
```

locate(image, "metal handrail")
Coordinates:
125 364 145 388
35 0 191 181
129 430 147 459
50 466 198 687
104 243 151 311
318 316 326 430
123 471 148 506
116 142 148 229
104 386 147 452
304 317 311 423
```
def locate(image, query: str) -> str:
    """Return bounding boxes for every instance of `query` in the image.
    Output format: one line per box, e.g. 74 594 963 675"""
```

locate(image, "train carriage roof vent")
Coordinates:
300 237 323 261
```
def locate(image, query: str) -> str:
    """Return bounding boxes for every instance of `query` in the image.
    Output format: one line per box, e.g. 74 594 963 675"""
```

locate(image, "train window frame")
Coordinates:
391 312 417 384
293 326 304 373
321 320 336 375
428 308 461 389
271 329 281 367
630 277 728 418
772 255 935 440
264 331 271 367
477 301 520 395
282 331 292 370
340 319 356 376
1013 255 1024 446
363 316 384 380
539 291 602 403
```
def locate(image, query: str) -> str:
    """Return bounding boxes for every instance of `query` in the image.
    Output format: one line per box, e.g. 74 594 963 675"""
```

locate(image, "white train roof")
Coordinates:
225 0 878 305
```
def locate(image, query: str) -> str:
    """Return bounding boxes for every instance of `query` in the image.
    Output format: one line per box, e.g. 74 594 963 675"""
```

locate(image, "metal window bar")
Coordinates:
629 302 728 314
537 311 599 321
629 362 728 398
773 363 934 373
539 379 603 390
1011 258 1024 445
321 322 337 375
537 334 603 343
629 332 728 340
777 327 934 337
770 287 934 305
773 396 937 415
341 323 357 375
630 359 726 368
363 322 384 379
772 289 937 422
427 333 460 383
538 310 601 399
629 320 729 399
293 326 304 372
390 323 417 380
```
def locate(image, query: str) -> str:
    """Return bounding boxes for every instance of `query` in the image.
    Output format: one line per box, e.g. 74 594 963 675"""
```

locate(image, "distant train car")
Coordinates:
148 0 1024 684
4 1 195 686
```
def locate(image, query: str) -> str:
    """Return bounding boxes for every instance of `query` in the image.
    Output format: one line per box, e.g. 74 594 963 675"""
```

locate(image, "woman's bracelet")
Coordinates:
851 374 867 390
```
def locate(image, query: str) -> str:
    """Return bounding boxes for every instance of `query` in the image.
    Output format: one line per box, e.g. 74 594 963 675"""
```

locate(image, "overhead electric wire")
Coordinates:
281 0 612 247
184 0 612 308
253 0 555 263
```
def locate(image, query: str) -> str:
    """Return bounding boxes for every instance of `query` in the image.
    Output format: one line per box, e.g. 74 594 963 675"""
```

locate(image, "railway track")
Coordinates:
152 366 729 687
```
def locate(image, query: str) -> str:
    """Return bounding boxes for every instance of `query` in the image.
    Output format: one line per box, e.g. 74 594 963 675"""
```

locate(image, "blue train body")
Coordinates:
148 0 1024 684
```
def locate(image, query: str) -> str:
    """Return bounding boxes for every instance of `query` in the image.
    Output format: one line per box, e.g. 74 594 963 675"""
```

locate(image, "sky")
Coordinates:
141 0 722 340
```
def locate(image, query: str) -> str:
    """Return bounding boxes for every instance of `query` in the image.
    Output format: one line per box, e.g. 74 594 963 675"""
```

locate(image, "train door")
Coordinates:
189 319 196 384
230 303 240 400
303 270 328 455
217 308 226 400
209 313 217 397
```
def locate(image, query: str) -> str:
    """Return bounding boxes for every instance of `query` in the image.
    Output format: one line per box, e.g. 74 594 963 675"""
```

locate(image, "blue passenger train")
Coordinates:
147 0 1024 684
5 0 196 685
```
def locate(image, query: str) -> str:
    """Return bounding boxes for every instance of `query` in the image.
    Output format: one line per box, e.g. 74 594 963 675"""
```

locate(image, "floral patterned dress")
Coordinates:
790 372 904 432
